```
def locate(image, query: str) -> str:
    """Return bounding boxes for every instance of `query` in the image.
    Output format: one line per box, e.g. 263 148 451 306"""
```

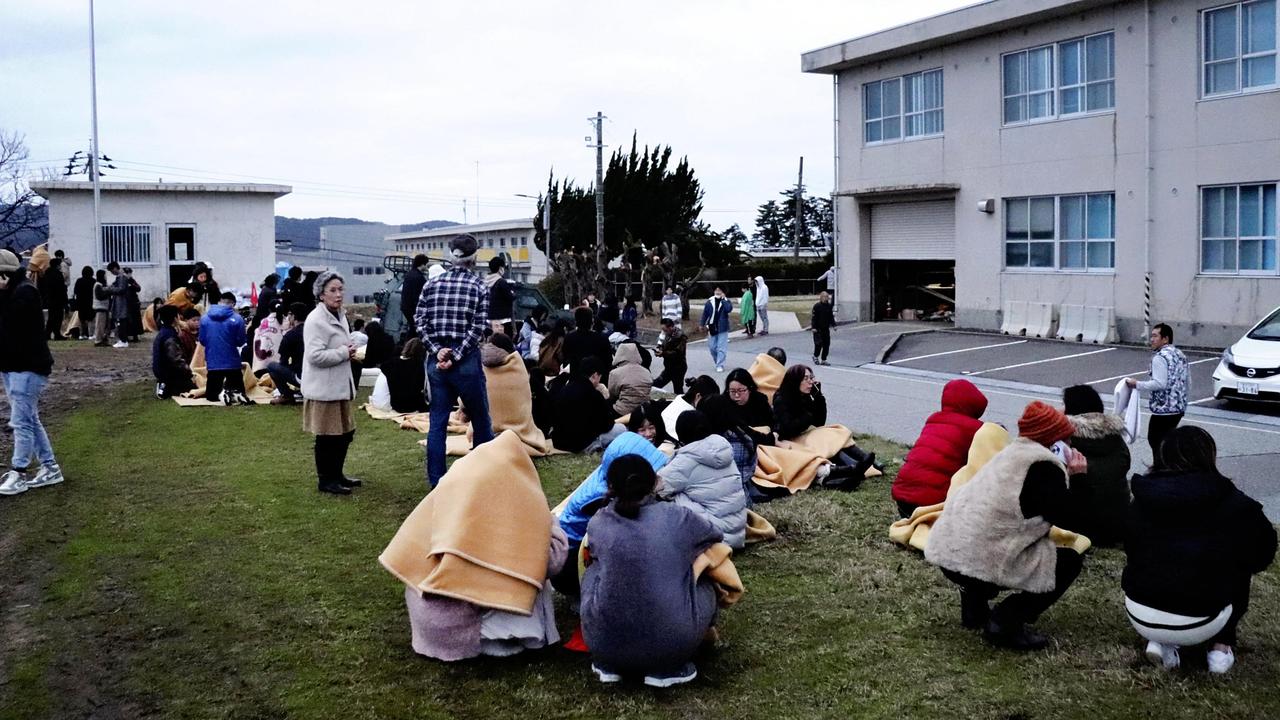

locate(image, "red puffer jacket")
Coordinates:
892 379 988 506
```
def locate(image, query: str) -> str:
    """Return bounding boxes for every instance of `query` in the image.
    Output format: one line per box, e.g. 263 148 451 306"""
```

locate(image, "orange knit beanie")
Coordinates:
1017 401 1074 447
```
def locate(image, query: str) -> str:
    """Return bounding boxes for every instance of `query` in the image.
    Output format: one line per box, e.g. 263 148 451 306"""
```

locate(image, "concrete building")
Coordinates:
31 181 290 303
276 223 402 304
803 0 1280 347
389 218 550 283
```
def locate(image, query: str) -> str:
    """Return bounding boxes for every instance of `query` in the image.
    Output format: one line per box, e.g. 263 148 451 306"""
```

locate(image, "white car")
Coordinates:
1213 306 1280 403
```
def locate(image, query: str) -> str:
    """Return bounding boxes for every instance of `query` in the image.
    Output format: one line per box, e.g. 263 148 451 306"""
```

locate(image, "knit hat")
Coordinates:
0 249 20 273
1017 401 1075 447
449 233 479 262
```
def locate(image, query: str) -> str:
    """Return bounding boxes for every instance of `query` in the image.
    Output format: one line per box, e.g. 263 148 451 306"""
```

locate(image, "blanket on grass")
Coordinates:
173 343 273 405
379 431 552 615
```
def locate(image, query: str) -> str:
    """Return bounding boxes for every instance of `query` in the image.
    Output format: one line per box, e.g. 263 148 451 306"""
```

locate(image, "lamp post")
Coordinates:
514 193 551 274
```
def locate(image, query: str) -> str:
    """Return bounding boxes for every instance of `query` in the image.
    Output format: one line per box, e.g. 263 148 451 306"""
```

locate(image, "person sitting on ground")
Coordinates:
607 342 652 418
772 364 875 478
526 359 552 435
518 306 548 358
660 374 719 439
563 306 613 377
198 292 250 405
892 379 989 519
652 317 688 394
527 321 549 362
658 410 748 549
723 368 775 444
548 356 622 453
375 337 429 413
618 298 638 338
360 320 395 368
152 305 195 399
746 347 788 403
1061 384 1130 547
1123 426 1276 674
698 394 777 504
267 303 308 405
624 401 669 445
251 301 287 379
379 431 566 662
349 318 369 348
925 401 1090 651
177 307 201 362
553 432 669 596
581 454 724 688
537 318 568 376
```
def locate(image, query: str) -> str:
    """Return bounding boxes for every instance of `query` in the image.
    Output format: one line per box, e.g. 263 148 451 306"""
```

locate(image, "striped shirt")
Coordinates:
661 294 682 323
414 267 490 360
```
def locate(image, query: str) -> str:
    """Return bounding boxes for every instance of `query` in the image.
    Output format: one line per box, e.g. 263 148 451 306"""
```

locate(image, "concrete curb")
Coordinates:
875 329 936 365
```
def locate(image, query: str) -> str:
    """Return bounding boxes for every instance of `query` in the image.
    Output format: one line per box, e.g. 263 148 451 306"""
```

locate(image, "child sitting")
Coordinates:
581 454 723 688
658 410 748 549
151 304 195 398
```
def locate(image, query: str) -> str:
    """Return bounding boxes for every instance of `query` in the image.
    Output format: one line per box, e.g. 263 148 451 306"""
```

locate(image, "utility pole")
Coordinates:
589 111 606 295
475 160 480 222
89 0 102 263
794 156 804 259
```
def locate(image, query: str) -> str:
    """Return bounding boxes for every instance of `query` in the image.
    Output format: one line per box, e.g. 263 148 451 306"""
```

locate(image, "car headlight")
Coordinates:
1223 346 1234 365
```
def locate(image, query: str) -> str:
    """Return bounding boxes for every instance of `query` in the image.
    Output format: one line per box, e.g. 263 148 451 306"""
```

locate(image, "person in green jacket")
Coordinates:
740 282 756 338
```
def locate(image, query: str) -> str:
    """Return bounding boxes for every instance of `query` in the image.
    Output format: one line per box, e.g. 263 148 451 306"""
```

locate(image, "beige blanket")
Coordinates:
174 343 273 405
446 351 551 457
747 353 785 403
379 431 552 615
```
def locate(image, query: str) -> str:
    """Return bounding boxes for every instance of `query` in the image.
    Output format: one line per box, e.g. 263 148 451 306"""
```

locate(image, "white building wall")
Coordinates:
821 0 1280 347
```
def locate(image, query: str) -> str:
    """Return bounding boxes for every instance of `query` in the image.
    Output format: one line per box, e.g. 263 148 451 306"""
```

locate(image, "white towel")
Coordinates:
1113 379 1140 445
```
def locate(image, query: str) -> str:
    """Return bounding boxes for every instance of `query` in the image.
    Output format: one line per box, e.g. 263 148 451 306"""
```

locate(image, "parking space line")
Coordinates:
1084 357 1221 386
1189 397 1217 405
962 348 1114 376
888 339 1027 365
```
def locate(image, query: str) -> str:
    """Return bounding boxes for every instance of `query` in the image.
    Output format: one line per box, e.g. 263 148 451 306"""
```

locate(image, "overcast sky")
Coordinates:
2 0 969 235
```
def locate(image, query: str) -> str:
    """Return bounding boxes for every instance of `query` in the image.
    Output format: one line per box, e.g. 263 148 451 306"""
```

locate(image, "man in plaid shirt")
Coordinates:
414 233 494 487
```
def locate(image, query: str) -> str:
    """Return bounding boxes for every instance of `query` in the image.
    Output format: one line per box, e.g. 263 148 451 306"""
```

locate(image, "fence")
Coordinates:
605 278 828 302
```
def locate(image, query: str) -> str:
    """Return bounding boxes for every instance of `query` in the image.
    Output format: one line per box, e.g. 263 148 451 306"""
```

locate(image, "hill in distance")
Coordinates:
275 216 460 250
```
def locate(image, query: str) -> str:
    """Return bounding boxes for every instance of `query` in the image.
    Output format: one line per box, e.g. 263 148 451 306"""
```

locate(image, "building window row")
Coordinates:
1204 0 1278 97
351 265 385 276
1002 31 1115 125
864 68 944 144
1004 193 1115 271
1202 183 1278 273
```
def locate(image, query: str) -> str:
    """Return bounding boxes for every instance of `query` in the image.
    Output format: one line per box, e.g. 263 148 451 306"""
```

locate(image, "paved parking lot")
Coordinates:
884 330 1231 408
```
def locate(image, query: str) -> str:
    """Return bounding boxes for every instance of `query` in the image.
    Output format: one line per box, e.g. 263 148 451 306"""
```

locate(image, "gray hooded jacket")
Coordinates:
658 434 748 548
608 342 653 417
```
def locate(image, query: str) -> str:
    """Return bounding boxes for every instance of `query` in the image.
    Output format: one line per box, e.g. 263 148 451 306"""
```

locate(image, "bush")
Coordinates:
537 272 566 307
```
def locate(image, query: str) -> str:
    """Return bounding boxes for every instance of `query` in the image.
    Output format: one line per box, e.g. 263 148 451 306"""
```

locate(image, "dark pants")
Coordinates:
896 500 918 519
1148 413 1183 467
46 306 66 340
266 362 300 399
425 350 494 487
1212 577 1252 647
654 359 687 395
550 539 583 596
745 319 756 336
158 370 195 398
813 327 831 361
205 368 246 400
314 431 355 487
942 548 1084 628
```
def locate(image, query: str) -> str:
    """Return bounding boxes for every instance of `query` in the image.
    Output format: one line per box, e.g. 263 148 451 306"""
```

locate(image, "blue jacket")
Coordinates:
700 296 733 334
558 432 669 543
198 304 247 371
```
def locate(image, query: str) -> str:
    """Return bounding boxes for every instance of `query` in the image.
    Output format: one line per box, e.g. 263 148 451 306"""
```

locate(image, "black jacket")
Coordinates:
562 329 613 376
489 277 515 320
811 301 835 331
39 271 67 310
773 387 827 441
73 276 96 315
380 355 428 413
1123 469 1277 616
0 278 54 375
548 374 616 453
278 325 305 377
400 267 427 325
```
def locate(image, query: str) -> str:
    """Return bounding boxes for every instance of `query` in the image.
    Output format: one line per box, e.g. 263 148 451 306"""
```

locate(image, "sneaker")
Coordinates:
0 469 29 496
643 662 697 688
813 356 820 364
112 340 129 348
220 390 234 406
1145 640 1180 670
232 392 253 406
155 382 166 400
591 665 621 684
27 464 64 489
715 366 725 373
1208 647 1235 674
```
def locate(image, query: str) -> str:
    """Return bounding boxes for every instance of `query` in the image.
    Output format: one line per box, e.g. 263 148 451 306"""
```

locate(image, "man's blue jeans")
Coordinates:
425 350 494 487
708 331 728 368
2 371 55 470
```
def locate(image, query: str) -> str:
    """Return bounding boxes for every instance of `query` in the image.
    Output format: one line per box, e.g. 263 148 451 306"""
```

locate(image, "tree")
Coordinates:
0 131 48 251
751 190 833 250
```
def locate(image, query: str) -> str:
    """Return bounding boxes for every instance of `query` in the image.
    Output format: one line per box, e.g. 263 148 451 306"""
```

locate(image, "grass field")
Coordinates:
1 386 1278 720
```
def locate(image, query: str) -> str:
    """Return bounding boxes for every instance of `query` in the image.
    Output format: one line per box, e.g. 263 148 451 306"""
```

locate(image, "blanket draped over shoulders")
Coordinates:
747 353 785 403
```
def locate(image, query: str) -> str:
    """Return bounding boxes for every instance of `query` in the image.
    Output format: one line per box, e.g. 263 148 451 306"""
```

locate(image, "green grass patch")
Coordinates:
1 387 1278 719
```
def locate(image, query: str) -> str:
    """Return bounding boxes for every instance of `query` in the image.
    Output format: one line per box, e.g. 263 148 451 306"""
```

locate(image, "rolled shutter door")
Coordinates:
870 200 955 260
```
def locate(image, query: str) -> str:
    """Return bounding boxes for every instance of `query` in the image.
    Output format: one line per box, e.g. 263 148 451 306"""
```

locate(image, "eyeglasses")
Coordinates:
802 374 815 382
728 387 749 396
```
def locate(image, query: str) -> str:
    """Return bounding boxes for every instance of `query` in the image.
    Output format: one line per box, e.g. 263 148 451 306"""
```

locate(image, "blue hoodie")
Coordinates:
198 304 247 371
558 432 669 543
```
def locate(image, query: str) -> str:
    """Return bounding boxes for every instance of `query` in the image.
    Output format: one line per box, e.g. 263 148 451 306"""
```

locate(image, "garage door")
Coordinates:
870 200 955 260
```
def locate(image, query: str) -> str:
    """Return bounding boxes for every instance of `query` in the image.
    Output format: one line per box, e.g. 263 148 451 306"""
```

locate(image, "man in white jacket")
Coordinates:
754 276 770 336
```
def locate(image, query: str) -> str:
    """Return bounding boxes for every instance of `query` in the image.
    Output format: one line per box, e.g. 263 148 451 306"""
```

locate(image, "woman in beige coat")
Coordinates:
302 271 361 496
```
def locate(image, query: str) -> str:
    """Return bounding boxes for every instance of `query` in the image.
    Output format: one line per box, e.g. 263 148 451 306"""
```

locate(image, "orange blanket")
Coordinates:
446 350 551 457
752 444 827 493
747 353 785 403
693 542 744 608
379 430 552 615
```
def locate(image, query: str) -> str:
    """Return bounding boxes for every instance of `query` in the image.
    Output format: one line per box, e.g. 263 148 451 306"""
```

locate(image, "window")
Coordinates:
1003 32 1115 124
863 69 942 144
1005 193 1116 271
1203 1 1277 96
1202 183 1278 273
101 223 152 264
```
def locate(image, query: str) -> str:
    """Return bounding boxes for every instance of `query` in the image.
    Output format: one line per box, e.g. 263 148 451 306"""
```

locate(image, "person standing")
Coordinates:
661 286 682 325
91 269 111 346
1125 323 1188 466
811 290 835 366
104 261 131 348
303 272 361 495
653 317 687 394
399 254 429 341
39 257 68 341
754 275 770 335
740 282 756 338
72 265 95 340
122 267 142 342
486 256 516 337
0 250 64 496
816 265 837 304
700 285 732 373
415 234 495 488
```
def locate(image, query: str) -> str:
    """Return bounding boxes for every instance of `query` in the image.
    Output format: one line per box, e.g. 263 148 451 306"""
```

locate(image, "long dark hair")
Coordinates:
681 375 719 406
606 454 658 520
624 401 667 445
779 364 814 398
1159 426 1221 476
723 368 758 396
699 394 747 439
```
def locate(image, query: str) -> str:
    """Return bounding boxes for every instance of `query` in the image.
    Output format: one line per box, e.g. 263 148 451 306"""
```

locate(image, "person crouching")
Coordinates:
152 305 195 399
925 401 1088 650
198 292 250 405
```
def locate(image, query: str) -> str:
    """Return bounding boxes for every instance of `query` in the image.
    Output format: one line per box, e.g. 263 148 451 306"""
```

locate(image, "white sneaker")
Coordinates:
112 340 129 348
155 382 166 399
27 464 64 489
591 665 621 684
715 366 725 373
0 469 29 496
1145 640 1179 670
220 390 234 406
1208 647 1235 674
643 662 697 688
